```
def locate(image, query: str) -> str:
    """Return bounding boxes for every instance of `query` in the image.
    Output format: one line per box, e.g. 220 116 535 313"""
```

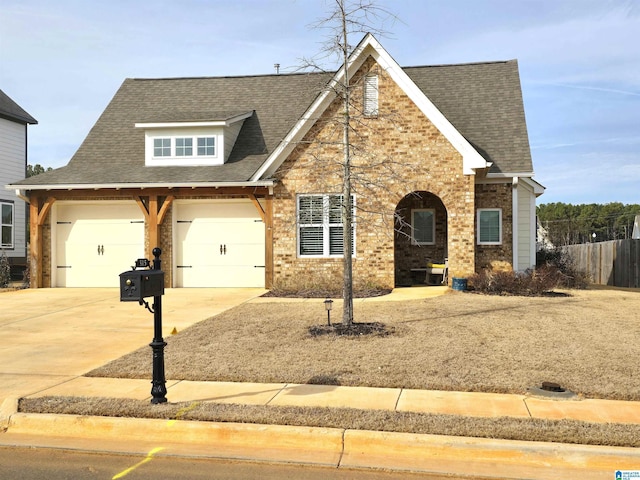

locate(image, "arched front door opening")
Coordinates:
394 191 448 286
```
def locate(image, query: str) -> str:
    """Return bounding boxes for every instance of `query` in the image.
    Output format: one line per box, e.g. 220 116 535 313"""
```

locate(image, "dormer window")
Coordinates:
154 138 171 157
136 111 252 167
176 138 192 156
151 136 216 160
197 137 215 156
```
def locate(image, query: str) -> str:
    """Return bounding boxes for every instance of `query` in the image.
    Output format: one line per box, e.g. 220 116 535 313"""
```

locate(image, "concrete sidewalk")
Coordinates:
2 378 640 479
12 377 640 425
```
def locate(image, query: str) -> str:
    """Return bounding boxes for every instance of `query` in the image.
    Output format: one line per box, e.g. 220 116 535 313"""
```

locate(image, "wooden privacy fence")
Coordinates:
564 239 640 288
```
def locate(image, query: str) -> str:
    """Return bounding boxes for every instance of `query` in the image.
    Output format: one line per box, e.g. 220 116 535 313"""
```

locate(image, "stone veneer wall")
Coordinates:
474 182 513 271
271 56 477 290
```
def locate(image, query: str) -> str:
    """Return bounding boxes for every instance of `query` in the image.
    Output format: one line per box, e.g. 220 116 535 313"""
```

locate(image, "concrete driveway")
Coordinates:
0 288 265 405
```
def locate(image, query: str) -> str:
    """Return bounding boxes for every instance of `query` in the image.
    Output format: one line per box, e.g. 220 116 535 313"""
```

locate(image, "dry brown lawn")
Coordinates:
89 286 640 401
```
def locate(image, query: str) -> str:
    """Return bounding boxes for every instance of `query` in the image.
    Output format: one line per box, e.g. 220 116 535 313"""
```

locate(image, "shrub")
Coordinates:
21 262 30 289
267 272 391 298
468 266 563 296
537 247 589 289
0 251 10 288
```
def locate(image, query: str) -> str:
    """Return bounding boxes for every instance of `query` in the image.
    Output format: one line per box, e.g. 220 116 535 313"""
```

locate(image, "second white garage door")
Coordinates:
174 200 265 287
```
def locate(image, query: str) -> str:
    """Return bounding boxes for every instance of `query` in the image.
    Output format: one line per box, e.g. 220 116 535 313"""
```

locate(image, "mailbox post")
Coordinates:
120 247 167 404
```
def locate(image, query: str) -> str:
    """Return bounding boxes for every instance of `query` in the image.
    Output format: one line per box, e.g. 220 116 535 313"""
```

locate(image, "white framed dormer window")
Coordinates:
477 208 502 245
146 130 219 165
363 74 379 116
298 194 355 257
137 112 252 167
175 137 193 156
1 202 14 249
153 138 171 157
411 209 435 245
197 137 215 156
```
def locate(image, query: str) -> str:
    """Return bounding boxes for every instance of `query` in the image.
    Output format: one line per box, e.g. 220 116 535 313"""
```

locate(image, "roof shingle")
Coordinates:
15 59 532 186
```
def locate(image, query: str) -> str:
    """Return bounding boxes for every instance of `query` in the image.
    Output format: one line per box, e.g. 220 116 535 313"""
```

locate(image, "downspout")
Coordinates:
24 125 29 262
512 177 518 271
530 183 537 269
14 189 30 203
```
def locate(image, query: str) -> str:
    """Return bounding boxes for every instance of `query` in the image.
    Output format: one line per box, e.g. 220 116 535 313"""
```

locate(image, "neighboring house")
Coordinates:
536 218 554 251
0 89 37 275
10 34 544 289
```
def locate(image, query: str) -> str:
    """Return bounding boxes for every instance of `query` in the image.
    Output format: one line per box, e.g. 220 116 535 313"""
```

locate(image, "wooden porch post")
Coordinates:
29 198 41 288
28 195 55 288
148 195 159 260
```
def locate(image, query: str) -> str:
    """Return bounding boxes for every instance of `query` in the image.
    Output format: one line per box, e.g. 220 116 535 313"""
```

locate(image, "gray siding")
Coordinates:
0 117 27 259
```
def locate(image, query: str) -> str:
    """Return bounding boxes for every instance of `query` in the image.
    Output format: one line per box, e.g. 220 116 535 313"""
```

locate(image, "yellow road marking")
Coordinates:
112 447 164 479
112 402 202 478
167 401 200 426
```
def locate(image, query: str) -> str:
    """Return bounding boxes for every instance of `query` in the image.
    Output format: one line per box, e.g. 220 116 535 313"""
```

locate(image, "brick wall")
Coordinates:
272 56 478 289
475 182 513 271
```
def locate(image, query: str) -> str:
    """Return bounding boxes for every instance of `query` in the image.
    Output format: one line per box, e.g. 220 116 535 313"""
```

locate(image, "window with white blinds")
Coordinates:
363 74 378 116
298 194 355 257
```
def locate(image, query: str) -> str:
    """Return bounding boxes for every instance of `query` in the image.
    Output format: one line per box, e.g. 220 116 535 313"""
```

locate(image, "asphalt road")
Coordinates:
0 446 474 480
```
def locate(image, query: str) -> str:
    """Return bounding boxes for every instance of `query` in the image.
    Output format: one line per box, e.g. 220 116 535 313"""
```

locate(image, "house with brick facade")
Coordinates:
10 34 544 289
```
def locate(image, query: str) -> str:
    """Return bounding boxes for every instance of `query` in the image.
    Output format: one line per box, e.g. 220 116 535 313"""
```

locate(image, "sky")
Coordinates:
1 0 638 205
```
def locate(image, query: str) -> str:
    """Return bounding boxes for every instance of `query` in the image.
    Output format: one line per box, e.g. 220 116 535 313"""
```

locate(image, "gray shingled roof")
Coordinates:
405 60 532 174
0 89 37 125
14 59 532 187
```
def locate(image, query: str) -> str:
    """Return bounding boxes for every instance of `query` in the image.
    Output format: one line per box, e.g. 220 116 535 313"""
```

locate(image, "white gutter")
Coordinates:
7 180 275 191
9 181 276 203
486 172 535 178
14 189 30 203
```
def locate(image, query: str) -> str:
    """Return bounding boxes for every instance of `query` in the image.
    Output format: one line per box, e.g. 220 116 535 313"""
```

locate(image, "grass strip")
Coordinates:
20 396 640 448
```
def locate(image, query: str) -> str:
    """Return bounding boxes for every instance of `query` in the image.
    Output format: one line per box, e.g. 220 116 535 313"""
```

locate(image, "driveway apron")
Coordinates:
0 288 265 404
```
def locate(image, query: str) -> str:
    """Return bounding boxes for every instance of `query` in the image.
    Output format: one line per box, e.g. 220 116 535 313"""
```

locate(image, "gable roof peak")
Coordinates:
0 88 38 125
252 33 491 180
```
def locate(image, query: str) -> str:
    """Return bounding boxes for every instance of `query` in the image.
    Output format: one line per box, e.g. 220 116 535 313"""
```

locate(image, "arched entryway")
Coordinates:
394 191 448 286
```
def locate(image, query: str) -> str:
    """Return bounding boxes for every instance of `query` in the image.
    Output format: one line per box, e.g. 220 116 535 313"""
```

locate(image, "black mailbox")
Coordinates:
119 269 165 302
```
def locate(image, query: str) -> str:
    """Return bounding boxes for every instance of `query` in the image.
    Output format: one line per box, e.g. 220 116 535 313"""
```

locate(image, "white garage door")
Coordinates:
174 201 265 287
54 203 145 287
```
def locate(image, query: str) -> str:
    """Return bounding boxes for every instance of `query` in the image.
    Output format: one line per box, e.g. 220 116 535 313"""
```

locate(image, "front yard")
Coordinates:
22 286 640 447
89 287 640 401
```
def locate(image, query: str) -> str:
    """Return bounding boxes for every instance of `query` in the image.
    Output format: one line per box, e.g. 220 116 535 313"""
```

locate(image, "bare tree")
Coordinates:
299 0 398 326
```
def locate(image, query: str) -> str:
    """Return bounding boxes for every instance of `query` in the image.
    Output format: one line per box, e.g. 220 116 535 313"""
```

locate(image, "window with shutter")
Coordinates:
298 194 355 257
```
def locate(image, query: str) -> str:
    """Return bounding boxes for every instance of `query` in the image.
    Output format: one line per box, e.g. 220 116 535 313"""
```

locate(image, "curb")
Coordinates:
342 429 640 479
4 411 344 467
3 404 640 479
0 396 18 432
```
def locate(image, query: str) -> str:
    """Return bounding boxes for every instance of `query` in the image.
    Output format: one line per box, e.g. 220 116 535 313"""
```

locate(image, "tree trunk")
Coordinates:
340 1 354 326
